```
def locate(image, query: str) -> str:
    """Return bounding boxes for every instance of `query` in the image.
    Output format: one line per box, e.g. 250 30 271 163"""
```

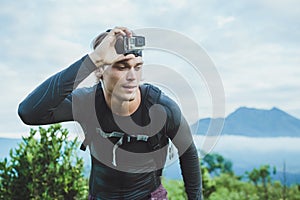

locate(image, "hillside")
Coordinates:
191 107 300 137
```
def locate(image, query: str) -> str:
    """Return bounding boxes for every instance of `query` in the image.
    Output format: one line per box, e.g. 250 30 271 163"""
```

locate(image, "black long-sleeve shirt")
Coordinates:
18 55 202 199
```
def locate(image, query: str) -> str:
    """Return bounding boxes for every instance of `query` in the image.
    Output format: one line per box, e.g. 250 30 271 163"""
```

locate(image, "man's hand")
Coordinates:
89 26 135 67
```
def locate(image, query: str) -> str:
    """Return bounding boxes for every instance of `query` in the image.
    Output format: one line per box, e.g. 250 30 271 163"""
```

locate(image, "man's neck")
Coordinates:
104 90 141 116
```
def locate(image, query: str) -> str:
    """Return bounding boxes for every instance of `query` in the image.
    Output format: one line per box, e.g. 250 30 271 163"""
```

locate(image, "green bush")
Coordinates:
162 178 187 200
163 153 300 200
0 124 88 200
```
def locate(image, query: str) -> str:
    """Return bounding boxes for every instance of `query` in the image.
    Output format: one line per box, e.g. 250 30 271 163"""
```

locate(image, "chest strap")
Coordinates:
96 128 150 166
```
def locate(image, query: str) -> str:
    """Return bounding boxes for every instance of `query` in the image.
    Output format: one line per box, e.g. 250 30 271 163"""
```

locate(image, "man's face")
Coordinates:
102 56 143 102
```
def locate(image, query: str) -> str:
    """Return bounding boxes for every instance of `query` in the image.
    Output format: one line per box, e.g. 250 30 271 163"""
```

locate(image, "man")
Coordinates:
18 27 202 199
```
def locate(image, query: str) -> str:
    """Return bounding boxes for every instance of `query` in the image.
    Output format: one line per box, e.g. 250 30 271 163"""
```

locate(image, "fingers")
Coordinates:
114 53 136 63
124 54 136 59
108 26 132 37
90 26 134 66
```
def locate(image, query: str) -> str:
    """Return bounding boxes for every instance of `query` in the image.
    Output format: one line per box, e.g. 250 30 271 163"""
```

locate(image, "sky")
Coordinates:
1 0 300 137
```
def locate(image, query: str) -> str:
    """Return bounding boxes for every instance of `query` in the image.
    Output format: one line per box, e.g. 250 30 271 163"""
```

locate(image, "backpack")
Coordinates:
80 84 170 173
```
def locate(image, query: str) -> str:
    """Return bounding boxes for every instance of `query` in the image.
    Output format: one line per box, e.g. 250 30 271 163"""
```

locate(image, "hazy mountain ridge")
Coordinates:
191 107 300 137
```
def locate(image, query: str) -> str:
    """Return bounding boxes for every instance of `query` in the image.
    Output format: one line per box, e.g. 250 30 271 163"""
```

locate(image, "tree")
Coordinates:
246 165 276 200
259 165 271 200
246 168 260 189
201 165 216 199
0 124 88 199
201 153 233 176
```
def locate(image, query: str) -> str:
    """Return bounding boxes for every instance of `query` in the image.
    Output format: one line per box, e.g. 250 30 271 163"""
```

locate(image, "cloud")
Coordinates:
0 0 300 136
194 135 300 173
195 135 300 153
215 16 236 28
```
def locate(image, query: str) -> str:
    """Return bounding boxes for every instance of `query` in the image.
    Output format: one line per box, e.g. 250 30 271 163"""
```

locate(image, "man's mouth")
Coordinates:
122 85 137 92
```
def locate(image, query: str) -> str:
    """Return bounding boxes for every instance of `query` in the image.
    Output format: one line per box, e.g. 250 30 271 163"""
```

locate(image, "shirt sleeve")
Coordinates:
161 94 202 200
18 55 97 125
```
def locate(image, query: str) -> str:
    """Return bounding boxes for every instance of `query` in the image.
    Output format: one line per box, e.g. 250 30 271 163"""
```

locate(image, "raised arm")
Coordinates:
18 55 97 125
18 27 136 125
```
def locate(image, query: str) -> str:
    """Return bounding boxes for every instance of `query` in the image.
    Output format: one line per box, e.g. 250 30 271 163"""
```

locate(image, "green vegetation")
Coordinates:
1 125 300 199
163 153 300 200
162 178 187 200
0 124 88 200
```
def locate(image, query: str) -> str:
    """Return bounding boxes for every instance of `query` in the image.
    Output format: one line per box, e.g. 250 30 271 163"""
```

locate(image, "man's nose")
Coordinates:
126 67 137 81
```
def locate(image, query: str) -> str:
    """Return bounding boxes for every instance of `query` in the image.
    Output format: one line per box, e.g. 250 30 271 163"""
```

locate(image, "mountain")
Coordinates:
191 107 300 137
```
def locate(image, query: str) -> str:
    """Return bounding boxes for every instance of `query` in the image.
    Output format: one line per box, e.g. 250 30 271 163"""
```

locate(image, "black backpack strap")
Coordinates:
80 83 104 152
80 140 87 151
144 83 169 142
141 84 169 177
140 83 161 106
80 131 91 151
140 83 169 150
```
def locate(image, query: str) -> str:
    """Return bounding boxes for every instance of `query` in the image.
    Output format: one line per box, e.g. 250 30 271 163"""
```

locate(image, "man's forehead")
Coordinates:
115 57 143 65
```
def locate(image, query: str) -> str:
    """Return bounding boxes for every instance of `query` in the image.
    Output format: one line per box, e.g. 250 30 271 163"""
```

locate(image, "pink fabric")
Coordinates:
149 184 168 200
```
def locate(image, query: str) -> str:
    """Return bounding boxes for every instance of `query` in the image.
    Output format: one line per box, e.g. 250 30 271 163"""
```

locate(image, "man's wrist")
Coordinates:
88 52 104 67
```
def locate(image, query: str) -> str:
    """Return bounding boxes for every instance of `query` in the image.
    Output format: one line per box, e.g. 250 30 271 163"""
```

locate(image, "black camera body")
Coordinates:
106 28 145 55
124 36 145 53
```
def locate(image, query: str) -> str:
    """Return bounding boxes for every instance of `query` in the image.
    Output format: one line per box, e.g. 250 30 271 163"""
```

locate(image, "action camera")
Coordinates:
124 36 145 53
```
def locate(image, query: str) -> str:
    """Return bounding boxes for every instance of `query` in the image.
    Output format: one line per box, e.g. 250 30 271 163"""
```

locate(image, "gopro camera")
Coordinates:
124 36 145 53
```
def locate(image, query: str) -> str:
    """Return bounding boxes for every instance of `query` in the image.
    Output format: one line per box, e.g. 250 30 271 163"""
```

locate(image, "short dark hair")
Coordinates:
92 32 109 50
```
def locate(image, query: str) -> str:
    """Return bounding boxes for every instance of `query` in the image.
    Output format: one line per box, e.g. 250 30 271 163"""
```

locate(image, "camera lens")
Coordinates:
135 36 145 47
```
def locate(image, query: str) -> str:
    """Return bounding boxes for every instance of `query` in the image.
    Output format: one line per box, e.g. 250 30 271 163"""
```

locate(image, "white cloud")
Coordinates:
215 16 236 28
195 135 300 153
194 135 300 173
1 0 300 136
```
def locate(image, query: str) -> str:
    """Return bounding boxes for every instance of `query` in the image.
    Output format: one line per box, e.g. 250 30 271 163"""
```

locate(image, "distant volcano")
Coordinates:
191 107 300 137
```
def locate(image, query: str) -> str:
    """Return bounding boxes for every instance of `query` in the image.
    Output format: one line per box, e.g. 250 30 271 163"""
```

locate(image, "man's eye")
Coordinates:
135 66 142 71
114 64 126 70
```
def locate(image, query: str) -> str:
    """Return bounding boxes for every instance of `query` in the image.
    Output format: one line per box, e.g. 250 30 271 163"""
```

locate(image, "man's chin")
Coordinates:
123 95 135 102
115 94 136 102
113 89 138 102
128 97 135 102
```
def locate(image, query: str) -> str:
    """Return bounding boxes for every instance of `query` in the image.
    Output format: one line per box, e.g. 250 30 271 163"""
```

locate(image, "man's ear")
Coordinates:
94 67 104 80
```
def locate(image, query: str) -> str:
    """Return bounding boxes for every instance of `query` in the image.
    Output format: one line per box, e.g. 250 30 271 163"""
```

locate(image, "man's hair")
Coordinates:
92 31 109 82
91 32 109 50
